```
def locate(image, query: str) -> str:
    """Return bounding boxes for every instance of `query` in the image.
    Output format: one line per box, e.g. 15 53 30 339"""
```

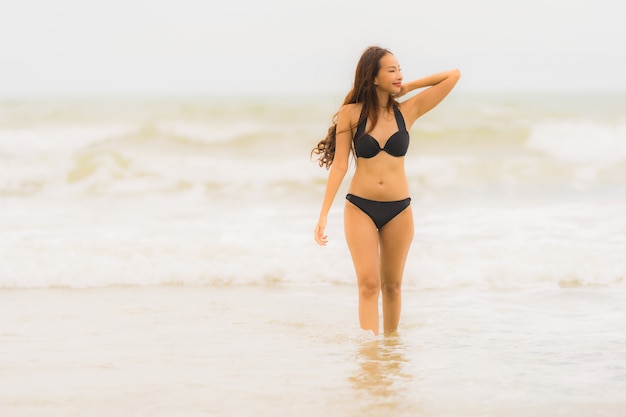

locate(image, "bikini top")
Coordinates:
354 106 410 158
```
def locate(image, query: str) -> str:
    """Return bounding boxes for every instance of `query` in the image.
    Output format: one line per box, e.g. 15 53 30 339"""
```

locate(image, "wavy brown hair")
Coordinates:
311 46 399 169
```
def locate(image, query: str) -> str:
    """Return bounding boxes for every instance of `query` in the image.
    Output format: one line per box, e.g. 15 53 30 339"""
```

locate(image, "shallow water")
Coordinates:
1 285 625 416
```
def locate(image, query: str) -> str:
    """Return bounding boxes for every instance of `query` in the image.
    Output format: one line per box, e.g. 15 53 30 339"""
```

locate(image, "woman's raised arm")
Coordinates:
397 69 461 127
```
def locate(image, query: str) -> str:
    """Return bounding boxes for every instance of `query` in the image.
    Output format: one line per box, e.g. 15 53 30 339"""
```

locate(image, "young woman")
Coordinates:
312 46 460 335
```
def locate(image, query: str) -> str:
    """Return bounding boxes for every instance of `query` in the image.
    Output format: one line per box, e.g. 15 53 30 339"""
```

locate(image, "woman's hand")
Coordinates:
394 83 410 99
314 216 328 246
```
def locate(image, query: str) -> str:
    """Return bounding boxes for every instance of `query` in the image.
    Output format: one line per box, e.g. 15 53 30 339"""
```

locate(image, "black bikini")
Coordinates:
353 106 410 158
346 194 411 229
346 106 411 230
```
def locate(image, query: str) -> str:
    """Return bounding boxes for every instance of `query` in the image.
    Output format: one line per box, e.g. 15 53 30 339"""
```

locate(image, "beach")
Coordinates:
1 93 625 415
1 285 625 417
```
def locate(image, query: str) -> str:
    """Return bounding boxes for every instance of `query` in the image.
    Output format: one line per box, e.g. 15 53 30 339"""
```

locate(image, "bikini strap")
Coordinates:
393 106 407 132
354 105 367 139
355 105 406 138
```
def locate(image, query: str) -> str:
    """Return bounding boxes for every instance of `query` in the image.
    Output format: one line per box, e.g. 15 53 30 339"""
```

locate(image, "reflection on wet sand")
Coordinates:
349 335 414 414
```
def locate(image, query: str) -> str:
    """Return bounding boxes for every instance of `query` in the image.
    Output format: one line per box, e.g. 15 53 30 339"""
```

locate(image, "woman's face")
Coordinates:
374 53 403 95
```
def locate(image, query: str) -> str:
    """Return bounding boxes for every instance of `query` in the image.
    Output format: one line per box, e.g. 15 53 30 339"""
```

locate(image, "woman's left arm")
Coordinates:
396 69 461 127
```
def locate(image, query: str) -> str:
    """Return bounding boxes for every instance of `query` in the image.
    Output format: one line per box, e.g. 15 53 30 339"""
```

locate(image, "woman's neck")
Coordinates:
376 89 391 108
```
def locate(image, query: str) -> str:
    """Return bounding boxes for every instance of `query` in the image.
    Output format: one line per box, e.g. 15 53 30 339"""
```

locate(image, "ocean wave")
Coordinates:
526 121 626 164
2 142 623 197
0 124 136 156
1 96 625 290
0 197 624 290
1 234 623 290
2 95 625 197
155 119 290 145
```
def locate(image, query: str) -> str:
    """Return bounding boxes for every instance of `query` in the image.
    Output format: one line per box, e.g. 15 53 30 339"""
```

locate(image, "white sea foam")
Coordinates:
526 121 626 164
0 94 625 289
156 120 269 144
0 125 135 156
0 194 624 289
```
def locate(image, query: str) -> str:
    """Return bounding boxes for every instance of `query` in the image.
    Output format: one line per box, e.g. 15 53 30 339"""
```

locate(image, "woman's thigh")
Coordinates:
344 201 380 279
379 207 414 283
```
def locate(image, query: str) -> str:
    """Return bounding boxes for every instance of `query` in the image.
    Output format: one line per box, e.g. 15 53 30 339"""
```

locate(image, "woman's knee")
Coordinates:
381 280 401 299
358 275 380 299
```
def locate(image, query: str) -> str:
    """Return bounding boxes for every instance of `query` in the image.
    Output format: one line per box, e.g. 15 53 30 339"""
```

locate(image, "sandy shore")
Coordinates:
1 284 625 417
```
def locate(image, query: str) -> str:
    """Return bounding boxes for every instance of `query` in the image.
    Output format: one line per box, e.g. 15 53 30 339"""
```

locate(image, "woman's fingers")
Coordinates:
314 226 328 246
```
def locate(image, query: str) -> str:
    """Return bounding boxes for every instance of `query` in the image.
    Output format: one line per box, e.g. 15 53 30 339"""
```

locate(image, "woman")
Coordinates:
312 46 460 335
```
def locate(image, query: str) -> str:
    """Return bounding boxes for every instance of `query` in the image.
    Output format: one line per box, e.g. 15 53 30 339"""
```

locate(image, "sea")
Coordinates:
1 92 625 416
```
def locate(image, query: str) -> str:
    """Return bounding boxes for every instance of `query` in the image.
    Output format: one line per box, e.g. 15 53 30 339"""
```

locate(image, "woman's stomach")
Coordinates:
347 160 409 201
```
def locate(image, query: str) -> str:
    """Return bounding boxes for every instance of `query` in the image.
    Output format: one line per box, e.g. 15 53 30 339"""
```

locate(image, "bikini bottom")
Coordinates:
346 193 411 230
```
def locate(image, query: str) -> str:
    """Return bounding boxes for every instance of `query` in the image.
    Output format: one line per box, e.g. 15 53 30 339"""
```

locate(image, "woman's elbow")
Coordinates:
331 160 348 176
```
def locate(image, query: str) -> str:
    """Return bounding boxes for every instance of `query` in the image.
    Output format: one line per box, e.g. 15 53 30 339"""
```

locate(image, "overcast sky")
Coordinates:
1 0 624 96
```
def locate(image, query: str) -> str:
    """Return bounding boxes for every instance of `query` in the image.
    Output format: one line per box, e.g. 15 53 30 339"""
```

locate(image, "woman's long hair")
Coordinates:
311 46 399 169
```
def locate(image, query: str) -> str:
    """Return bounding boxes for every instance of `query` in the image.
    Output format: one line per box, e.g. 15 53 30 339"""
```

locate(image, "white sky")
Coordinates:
1 0 624 96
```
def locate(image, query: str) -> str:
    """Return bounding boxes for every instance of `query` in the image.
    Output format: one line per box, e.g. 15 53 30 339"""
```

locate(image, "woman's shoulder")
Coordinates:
338 103 362 123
